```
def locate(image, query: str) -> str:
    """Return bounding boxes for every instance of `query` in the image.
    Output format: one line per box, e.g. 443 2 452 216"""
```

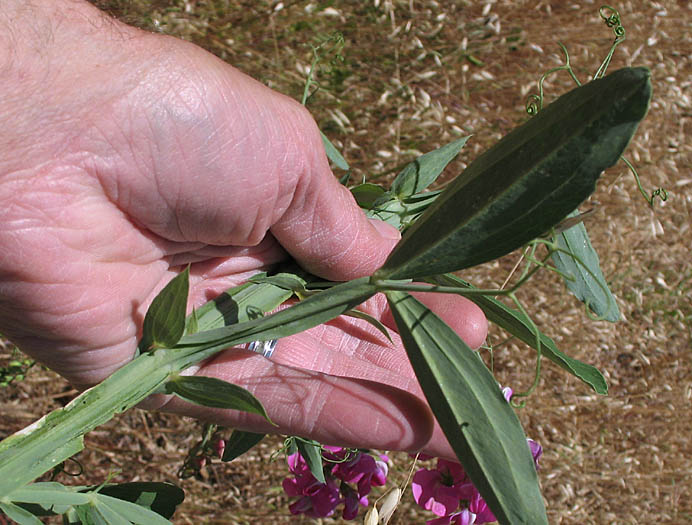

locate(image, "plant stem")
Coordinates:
0 351 175 496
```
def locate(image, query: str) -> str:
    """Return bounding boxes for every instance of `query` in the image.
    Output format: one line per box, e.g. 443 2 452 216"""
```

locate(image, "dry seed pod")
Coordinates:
363 506 378 525
378 487 402 524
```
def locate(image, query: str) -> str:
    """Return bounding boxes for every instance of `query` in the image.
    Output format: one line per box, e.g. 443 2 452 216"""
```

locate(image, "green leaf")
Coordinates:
221 431 265 462
551 211 620 322
97 483 183 520
321 130 349 171
390 136 470 198
165 375 272 423
248 273 307 294
0 279 296 496
351 183 387 209
6 482 90 507
185 308 199 336
344 309 392 342
92 494 172 525
377 67 652 279
75 504 97 525
295 439 326 484
88 500 131 525
365 191 441 231
178 278 378 352
0 502 43 524
188 281 293 334
386 291 547 525
429 274 608 395
139 268 190 352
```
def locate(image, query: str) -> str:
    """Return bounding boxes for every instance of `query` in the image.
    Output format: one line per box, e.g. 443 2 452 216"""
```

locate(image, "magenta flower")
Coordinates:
467 490 496 524
528 438 543 469
282 446 389 520
411 386 543 525
285 476 341 518
331 449 388 498
282 452 341 518
427 509 477 525
412 458 469 516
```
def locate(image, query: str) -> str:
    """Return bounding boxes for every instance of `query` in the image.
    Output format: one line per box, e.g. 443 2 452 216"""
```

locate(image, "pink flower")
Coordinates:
285 476 341 518
412 459 469 516
528 438 543 469
282 452 340 518
331 450 388 498
467 490 496 524
340 482 368 520
282 447 389 520
427 509 477 525
214 438 225 458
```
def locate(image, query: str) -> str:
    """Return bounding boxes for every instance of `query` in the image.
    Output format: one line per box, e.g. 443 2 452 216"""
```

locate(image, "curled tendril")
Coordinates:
600 6 617 25
525 42 579 116
621 156 669 207
525 94 541 116
526 6 668 205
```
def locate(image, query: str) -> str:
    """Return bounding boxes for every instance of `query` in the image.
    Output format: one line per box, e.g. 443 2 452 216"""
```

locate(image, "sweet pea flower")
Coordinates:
340 482 368 520
282 452 340 517
331 449 388 498
412 458 468 516
286 476 341 518
282 447 389 520
467 490 496 524
426 509 477 525
528 438 543 469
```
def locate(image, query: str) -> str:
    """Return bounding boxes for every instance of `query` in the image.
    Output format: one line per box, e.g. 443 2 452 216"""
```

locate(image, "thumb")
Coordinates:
270 152 400 281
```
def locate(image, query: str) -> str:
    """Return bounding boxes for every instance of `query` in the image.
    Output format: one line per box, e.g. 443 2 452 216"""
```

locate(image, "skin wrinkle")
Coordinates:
0 1 488 457
181 354 425 451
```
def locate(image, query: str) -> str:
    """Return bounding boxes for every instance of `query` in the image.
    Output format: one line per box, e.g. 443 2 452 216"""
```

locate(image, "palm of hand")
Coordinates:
0 18 485 456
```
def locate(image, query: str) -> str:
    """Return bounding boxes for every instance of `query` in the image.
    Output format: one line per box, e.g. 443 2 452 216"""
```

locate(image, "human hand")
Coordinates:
0 1 486 457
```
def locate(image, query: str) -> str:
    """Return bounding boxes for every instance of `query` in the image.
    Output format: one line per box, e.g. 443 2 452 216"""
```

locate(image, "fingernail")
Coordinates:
369 218 401 241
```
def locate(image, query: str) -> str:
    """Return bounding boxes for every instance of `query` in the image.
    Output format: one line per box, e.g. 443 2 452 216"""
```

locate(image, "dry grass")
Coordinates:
1 1 691 523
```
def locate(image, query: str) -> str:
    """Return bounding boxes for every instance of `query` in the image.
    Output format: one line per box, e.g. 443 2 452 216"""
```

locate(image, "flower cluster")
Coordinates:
412 439 542 525
410 386 543 524
282 446 388 519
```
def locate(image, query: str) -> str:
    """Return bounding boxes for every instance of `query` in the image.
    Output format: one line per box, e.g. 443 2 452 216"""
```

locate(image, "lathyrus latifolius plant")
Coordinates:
0 7 658 525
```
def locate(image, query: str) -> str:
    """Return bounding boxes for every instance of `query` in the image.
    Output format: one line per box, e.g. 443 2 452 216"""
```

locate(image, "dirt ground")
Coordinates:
1 1 690 524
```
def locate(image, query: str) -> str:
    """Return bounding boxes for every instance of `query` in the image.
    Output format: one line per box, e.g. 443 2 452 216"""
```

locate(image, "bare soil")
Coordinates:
2 1 690 524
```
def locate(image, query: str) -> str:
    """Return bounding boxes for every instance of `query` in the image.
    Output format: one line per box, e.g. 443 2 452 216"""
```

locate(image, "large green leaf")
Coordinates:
376 67 652 280
4 482 180 525
5 482 90 507
551 211 620 322
386 291 547 525
139 268 190 352
429 274 608 395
